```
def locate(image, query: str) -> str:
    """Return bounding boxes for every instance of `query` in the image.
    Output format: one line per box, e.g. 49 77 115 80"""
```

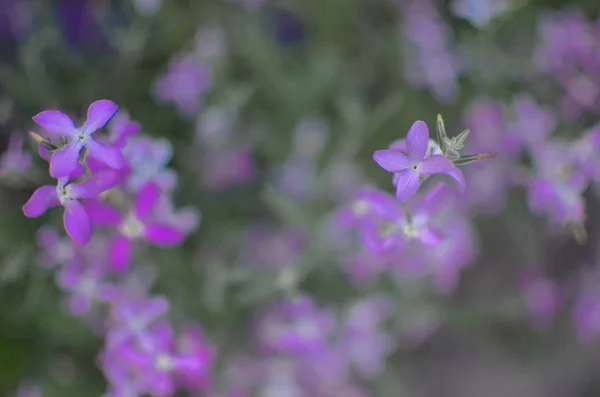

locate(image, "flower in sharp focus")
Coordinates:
373 120 462 202
32 100 126 178
22 170 120 244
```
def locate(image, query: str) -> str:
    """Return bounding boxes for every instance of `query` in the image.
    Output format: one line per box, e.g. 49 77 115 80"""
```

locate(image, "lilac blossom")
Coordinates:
175 324 215 393
534 11 600 119
35 226 75 269
461 97 516 213
105 295 170 350
22 170 120 244
256 295 336 357
339 295 396 380
400 0 464 101
104 183 185 273
241 225 306 269
55 252 112 317
506 94 556 153
527 140 587 226
32 100 126 178
203 147 256 191
121 136 178 192
108 111 141 149
0 133 32 178
519 268 561 329
153 53 211 117
373 121 460 202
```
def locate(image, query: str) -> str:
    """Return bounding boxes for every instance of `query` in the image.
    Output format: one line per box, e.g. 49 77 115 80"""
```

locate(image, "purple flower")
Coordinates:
175 324 215 393
256 295 336 357
519 268 561 329
35 225 75 269
527 140 587 225
121 136 177 193
373 121 460 202
203 147 256 191
22 170 120 244
507 94 556 152
106 295 170 350
32 100 126 178
107 183 186 273
0 133 32 177
56 253 112 317
339 296 395 380
108 111 141 149
153 54 210 117
573 296 600 344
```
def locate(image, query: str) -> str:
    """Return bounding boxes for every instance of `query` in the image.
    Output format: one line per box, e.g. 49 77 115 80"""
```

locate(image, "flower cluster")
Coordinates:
334 116 493 297
400 0 464 102
23 100 211 396
535 10 600 119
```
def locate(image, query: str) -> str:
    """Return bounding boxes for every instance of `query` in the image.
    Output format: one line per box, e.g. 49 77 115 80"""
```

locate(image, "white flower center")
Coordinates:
120 213 145 239
352 200 369 216
155 354 175 372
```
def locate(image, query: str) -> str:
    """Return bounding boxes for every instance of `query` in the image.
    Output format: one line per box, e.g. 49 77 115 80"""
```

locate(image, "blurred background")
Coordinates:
2 0 600 396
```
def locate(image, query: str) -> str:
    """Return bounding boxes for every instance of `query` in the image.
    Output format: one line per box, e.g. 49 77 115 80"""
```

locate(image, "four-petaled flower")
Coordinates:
22 170 119 244
373 121 461 202
33 100 126 178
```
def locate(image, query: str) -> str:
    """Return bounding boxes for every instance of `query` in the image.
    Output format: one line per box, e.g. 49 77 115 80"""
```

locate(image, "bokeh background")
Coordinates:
2 0 600 396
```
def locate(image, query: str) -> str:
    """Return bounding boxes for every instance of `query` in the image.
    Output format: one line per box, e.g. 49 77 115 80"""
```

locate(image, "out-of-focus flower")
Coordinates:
519 268 561 329
122 136 178 193
153 54 211 117
256 295 336 357
0 133 32 179
203 147 256 191
106 183 186 272
401 0 464 102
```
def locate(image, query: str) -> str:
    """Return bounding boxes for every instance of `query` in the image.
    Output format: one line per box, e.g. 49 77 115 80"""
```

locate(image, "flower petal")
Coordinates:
395 169 421 203
32 111 77 137
373 150 410 173
85 139 126 170
406 121 429 161
63 201 92 245
445 167 466 192
144 224 185 247
82 199 122 226
50 142 83 178
419 155 455 175
418 228 444 247
134 182 161 219
81 100 119 135
388 139 407 152
110 235 132 273
23 186 59 217
69 170 120 199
